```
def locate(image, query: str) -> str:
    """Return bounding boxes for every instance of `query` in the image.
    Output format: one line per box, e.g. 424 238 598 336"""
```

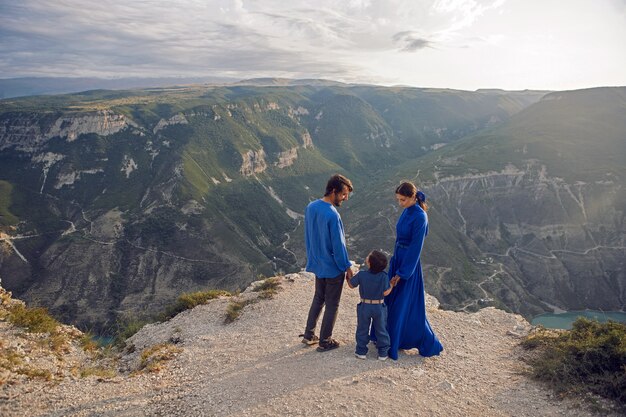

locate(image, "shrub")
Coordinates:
522 318 626 408
139 343 182 372
7 304 60 334
161 289 231 320
113 288 231 345
17 367 53 381
0 345 53 383
0 345 23 374
79 333 100 353
252 277 281 299
80 366 117 379
224 299 256 323
113 316 153 347
44 332 71 354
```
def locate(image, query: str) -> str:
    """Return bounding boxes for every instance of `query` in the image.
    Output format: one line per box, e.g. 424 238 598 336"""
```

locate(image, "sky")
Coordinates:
1 0 625 91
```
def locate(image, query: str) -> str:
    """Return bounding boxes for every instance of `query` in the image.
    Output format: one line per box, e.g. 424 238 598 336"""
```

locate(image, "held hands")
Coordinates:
390 275 401 287
345 266 355 289
383 275 400 297
345 266 355 280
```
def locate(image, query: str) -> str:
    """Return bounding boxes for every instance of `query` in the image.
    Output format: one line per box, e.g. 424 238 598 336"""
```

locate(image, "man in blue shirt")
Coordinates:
300 174 354 352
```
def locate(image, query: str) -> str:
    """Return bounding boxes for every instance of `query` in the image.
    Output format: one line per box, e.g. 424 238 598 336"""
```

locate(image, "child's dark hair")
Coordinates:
368 250 388 274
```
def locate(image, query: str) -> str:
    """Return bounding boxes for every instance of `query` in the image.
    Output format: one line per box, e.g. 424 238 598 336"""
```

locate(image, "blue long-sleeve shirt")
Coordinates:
304 199 352 278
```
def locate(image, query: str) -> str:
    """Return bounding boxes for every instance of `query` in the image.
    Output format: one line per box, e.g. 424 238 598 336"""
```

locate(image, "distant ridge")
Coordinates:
476 88 553 94
0 76 240 99
1 75 563 100
234 77 350 87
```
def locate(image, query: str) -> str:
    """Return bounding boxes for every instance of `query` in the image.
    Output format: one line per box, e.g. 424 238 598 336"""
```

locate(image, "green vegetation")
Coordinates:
522 318 626 408
0 180 18 225
161 289 231 320
0 345 32 384
79 366 117 379
7 304 60 334
117 278 283 332
204 179 297 252
0 289 118 384
225 298 257 323
138 342 182 373
252 276 282 299
175 289 231 309
109 279 282 347
79 332 100 352
0 347 52 382
2 83 624 333
42 332 71 354
112 315 154 347
5 362 53 381
126 206 180 242
413 88 626 183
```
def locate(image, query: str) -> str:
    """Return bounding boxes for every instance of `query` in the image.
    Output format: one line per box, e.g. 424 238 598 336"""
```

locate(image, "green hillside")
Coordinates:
0 180 18 226
422 87 626 182
381 87 626 316
12 82 621 331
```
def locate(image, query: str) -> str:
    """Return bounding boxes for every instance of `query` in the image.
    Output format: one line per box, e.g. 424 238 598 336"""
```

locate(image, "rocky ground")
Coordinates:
0 273 620 416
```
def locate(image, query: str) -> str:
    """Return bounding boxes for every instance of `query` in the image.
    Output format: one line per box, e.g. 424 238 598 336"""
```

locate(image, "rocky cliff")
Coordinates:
344 87 626 319
0 84 572 332
0 110 137 152
426 163 625 315
2 274 618 416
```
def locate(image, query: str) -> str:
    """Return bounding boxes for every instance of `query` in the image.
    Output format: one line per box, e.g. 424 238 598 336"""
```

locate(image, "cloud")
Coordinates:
610 0 626 13
393 31 434 52
1 0 623 91
0 1 381 79
431 0 506 25
403 38 433 51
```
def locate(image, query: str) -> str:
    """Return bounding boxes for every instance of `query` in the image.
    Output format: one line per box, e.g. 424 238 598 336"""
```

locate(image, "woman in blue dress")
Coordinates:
384 181 443 360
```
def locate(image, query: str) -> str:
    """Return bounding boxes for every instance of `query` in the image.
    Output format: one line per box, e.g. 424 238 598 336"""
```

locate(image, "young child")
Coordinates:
346 250 394 360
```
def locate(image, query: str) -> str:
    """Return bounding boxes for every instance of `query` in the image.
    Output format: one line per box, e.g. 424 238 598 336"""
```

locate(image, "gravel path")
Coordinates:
1 273 613 416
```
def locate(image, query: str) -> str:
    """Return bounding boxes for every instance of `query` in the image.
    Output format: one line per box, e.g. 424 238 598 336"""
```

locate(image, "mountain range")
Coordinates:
0 76 240 99
0 80 623 332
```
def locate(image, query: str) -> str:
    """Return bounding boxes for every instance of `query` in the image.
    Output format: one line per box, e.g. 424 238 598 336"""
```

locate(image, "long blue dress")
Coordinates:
384 204 443 360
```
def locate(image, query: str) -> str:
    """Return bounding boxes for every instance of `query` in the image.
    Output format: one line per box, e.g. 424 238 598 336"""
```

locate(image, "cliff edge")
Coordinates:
0 273 613 416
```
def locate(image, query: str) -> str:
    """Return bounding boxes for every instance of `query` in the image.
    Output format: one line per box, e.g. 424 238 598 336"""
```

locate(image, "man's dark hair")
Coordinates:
368 250 388 274
324 174 353 196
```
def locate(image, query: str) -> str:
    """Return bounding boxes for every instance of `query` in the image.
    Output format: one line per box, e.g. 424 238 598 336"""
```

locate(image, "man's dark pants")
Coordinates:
303 273 345 342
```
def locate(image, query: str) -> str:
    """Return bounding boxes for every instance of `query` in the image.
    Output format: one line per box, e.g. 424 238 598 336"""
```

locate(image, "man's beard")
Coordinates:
333 195 343 207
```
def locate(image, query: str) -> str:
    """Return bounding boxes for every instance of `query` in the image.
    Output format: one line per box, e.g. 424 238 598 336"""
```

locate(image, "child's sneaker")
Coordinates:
355 353 366 359
378 356 388 361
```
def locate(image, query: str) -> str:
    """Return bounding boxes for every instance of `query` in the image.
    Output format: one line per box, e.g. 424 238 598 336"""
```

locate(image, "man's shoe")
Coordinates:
355 353 366 359
299 334 319 345
316 338 340 352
